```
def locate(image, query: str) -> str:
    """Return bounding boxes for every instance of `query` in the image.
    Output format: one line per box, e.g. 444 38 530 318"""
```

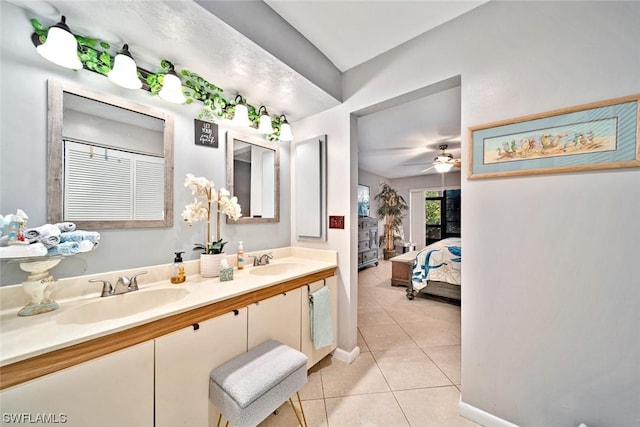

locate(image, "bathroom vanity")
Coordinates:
0 247 337 427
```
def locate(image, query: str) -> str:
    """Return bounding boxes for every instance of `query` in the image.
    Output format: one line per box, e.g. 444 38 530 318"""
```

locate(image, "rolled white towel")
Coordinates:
25 224 61 243
77 240 96 253
38 234 61 249
55 222 76 232
0 243 47 259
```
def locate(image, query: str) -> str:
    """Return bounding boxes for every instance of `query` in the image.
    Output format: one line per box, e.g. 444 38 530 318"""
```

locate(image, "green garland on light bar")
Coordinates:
30 18 283 141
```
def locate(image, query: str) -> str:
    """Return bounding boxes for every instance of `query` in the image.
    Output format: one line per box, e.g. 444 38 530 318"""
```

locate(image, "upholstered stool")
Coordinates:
209 340 308 427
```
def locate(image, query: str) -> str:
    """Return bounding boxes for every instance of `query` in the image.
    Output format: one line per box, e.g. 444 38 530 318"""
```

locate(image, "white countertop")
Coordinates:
0 247 337 366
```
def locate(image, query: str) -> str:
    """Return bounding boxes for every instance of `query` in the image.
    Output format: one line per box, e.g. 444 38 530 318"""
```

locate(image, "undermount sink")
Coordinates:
56 288 189 325
249 262 307 276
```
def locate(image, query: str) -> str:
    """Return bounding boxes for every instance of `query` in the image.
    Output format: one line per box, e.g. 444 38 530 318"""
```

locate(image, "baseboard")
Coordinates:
458 398 520 427
331 345 360 364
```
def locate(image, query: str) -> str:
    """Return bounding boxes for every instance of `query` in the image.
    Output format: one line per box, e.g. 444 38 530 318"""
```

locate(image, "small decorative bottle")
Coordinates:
171 251 186 284
237 241 245 270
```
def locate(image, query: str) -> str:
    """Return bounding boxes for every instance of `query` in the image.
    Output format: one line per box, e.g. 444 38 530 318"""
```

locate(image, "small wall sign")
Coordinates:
194 119 218 148
329 216 345 229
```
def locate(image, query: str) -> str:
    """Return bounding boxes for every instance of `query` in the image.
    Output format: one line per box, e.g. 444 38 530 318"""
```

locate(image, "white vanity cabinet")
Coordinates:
247 287 302 351
301 277 338 368
154 308 248 427
0 341 154 427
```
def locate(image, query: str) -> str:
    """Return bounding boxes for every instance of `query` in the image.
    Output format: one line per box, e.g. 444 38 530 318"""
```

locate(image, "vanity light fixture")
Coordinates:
279 115 293 142
35 16 82 70
158 63 186 104
107 44 142 89
257 106 274 134
233 95 250 127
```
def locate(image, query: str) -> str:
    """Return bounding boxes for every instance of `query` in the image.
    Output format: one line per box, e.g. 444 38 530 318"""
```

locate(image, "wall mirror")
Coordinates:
295 135 327 240
47 79 174 229
226 131 280 223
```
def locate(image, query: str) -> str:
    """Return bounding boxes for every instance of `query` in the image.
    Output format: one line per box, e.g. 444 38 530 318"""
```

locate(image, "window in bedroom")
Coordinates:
424 189 460 246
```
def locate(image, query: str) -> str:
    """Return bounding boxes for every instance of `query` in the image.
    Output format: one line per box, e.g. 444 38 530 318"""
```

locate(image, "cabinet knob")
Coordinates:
233 309 239 316
192 323 200 331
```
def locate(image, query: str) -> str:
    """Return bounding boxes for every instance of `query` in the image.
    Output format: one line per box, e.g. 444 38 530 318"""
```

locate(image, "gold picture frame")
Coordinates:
468 94 640 179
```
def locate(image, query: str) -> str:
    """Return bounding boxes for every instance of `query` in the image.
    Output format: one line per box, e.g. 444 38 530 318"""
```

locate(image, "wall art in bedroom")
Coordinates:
468 94 640 179
357 184 370 216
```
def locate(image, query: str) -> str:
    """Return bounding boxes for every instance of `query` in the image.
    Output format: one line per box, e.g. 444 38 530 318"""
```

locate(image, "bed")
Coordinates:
408 237 461 301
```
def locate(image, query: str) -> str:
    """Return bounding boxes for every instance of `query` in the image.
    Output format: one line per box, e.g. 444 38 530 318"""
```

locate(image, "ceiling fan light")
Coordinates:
108 44 142 89
36 16 82 70
158 65 186 104
279 115 293 141
434 162 454 173
257 106 274 134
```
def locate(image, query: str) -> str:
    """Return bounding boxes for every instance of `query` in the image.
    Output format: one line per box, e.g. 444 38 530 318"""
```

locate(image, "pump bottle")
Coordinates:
171 251 186 284
237 241 245 270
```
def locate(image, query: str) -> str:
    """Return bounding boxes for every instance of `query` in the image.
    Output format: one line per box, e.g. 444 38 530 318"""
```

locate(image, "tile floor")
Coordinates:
260 260 479 426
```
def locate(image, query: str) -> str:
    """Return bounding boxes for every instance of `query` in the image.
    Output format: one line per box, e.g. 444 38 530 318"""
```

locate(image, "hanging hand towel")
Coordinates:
310 285 333 350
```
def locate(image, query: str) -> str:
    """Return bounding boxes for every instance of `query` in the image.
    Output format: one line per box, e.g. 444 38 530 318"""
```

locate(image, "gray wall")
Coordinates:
343 2 640 425
0 2 291 285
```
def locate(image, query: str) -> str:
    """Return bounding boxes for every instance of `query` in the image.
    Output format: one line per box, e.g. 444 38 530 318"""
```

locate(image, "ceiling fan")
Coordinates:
419 144 462 173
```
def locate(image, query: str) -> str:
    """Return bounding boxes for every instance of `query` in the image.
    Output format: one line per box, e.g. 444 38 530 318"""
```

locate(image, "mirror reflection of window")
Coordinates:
48 79 174 229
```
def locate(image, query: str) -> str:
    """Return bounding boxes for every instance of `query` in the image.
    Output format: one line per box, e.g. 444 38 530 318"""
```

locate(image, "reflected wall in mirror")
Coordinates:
295 135 327 240
226 131 280 224
47 79 174 229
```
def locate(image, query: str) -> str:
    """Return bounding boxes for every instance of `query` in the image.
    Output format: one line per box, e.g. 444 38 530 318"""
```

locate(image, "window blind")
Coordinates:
64 141 164 221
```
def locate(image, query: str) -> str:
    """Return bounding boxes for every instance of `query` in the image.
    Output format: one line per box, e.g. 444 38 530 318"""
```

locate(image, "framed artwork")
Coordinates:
357 184 370 217
468 94 640 179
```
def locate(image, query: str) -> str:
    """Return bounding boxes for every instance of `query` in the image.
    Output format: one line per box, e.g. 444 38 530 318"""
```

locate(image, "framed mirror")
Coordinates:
47 79 174 230
295 135 327 240
226 131 280 224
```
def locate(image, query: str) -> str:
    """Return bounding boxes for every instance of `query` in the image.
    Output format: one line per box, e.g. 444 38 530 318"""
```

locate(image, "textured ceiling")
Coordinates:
265 0 487 72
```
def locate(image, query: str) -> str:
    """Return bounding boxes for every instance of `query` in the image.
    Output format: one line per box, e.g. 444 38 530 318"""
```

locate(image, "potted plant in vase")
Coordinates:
375 182 408 260
181 174 242 277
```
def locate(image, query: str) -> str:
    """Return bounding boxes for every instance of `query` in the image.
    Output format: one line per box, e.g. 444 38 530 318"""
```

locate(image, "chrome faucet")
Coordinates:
89 271 147 297
250 252 273 266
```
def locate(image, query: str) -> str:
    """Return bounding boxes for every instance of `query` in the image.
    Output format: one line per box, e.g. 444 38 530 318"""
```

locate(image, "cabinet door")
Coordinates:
0 341 154 427
301 277 338 368
247 288 301 351
155 308 248 427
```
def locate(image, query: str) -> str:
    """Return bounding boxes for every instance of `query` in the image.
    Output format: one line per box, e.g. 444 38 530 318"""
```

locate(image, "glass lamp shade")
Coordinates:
107 47 141 89
433 162 454 173
258 113 274 134
233 102 250 127
36 18 82 70
279 120 293 141
158 71 186 104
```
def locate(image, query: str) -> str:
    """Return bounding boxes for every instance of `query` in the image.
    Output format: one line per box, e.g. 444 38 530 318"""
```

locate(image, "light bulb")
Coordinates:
158 65 186 104
36 16 82 70
107 44 141 89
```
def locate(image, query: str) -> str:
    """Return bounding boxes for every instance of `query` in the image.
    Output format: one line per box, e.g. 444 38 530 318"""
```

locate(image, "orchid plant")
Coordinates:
181 174 242 254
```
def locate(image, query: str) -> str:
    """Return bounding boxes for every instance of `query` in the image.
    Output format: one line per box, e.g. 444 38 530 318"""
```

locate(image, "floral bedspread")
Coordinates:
411 238 461 291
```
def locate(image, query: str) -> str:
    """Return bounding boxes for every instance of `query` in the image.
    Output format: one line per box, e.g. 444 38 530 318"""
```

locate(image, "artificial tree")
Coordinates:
375 182 408 260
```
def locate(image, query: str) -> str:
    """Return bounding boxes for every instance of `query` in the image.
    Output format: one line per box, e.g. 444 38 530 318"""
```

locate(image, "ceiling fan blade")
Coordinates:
420 165 436 173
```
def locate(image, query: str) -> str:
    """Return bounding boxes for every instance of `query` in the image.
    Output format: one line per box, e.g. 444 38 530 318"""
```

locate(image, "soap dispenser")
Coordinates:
237 241 245 270
171 251 186 284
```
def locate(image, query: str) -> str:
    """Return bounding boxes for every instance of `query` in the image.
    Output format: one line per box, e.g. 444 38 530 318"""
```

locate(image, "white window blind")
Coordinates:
64 141 164 221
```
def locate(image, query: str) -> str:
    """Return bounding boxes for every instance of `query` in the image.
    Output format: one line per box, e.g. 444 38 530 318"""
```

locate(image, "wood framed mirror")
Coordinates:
226 131 280 224
47 79 174 229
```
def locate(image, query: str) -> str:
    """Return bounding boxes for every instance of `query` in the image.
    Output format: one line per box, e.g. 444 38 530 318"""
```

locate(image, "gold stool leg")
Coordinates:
288 392 308 427
297 391 308 427
216 413 222 427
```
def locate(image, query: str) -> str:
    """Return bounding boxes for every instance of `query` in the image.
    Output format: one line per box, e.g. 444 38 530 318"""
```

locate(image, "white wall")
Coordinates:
302 1 639 425
0 2 291 285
